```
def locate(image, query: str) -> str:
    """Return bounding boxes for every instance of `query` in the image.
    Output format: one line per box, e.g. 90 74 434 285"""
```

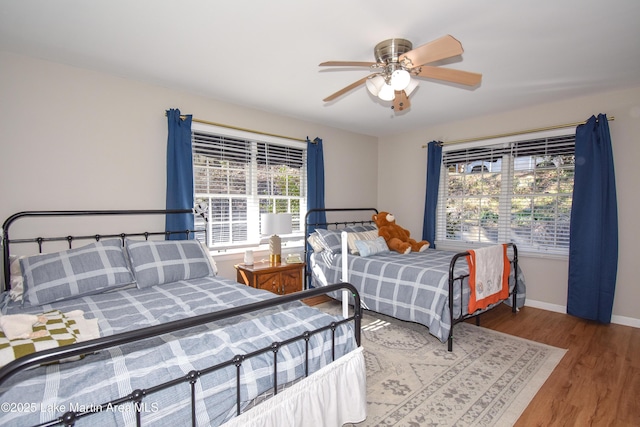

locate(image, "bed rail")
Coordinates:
0 282 362 427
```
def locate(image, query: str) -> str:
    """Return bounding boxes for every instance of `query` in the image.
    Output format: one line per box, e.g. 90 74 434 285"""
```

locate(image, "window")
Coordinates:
192 123 306 250
436 129 575 256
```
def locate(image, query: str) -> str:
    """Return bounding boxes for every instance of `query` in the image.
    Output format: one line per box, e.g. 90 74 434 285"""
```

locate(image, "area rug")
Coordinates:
317 302 566 427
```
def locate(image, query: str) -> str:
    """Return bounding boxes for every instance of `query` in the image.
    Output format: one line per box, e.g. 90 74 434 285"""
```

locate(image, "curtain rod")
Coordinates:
167 113 307 142
421 115 615 148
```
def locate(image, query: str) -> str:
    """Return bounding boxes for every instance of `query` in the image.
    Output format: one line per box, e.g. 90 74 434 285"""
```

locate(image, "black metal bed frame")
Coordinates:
304 207 518 351
2 209 207 291
0 209 363 427
447 243 518 351
304 208 380 290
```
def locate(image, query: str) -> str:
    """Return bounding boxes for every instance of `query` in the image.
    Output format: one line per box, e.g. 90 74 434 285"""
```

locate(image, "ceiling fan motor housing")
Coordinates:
374 38 413 64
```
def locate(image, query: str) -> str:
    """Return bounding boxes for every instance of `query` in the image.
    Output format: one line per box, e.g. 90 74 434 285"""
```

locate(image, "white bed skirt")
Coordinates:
223 346 367 427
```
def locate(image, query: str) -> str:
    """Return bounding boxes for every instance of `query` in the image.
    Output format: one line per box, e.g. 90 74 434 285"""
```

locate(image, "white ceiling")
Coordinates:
2 0 640 137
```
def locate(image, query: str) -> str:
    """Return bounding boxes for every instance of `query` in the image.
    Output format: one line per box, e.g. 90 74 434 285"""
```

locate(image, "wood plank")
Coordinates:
302 294 331 306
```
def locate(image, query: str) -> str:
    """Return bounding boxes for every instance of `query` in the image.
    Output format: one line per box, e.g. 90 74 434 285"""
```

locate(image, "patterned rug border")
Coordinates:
317 302 567 426
453 322 567 426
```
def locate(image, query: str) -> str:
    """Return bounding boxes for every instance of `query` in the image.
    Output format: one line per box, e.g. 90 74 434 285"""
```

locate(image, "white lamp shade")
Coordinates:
404 78 419 96
366 75 385 96
261 213 292 236
378 83 395 101
390 69 411 91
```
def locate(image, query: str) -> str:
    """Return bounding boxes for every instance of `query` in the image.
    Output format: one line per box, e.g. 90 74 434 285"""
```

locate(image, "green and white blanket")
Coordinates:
0 310 97 367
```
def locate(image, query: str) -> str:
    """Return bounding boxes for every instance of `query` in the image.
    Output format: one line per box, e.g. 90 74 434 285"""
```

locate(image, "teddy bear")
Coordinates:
372 211 430 254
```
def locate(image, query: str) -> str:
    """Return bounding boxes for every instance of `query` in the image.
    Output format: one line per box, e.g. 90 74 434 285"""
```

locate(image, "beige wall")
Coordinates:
378 86 640 326
0 51 378 278
2 50 638 326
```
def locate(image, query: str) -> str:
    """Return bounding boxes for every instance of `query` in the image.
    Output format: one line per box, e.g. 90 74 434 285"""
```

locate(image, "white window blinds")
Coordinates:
437 132 575 255
192 126 306 249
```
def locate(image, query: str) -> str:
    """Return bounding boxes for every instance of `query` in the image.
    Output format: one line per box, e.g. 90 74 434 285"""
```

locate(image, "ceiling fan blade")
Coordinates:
320 61 377 67
323 75 371 102
400 34 464 67
416 66 482 86
393 90 411 111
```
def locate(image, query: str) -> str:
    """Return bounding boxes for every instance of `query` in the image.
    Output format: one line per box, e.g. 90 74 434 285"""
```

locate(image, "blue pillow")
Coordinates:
20 239 135 306
126 239 215 289
314 226 378 254
354 237 390 257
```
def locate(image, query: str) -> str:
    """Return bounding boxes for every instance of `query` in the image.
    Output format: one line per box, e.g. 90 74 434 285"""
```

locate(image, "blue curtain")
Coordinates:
422 141 442 248
165 108 194 240
567 114 618 323
306 137 327 230
306 137 326 284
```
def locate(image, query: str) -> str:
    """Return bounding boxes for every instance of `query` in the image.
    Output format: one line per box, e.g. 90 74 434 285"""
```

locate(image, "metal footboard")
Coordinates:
447 243 519 351
0 283 362 427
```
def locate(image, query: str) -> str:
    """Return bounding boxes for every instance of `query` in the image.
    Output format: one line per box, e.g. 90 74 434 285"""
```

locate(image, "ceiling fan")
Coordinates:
320 35 482 111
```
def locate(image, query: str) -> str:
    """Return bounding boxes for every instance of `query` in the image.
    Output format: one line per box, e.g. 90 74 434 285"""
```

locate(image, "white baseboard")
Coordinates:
524 299 566 314
610 314 640 328
525 299 640 329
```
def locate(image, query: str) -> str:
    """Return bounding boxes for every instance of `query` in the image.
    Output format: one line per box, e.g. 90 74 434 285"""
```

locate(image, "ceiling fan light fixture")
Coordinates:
404 78 419 96
366 75 385 96
378 83 395 101
390 69 411 91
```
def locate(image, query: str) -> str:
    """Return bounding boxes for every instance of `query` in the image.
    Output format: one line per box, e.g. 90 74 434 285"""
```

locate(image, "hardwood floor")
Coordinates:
301 294 333 306
470 304 640 427
307 296 640 426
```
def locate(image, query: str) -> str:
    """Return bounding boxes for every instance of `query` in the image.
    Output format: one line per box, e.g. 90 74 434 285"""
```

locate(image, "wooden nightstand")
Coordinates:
235 261 305 295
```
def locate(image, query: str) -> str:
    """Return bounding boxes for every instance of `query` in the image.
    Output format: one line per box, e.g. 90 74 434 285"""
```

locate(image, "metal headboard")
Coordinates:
2 209 207 292
304 207 378 289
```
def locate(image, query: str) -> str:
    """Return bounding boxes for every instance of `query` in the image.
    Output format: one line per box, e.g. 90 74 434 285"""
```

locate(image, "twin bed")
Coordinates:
0 207 524 426
305 208 525 351
0 210 366 427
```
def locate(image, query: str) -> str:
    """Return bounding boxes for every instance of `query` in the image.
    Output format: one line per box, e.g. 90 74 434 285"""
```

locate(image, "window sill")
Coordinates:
434 241 568 261
207 241 305 262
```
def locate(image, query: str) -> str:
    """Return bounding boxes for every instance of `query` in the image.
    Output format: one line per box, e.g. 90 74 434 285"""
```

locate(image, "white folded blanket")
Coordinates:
467 244 510 312
65 310 100 342
0 314 47 340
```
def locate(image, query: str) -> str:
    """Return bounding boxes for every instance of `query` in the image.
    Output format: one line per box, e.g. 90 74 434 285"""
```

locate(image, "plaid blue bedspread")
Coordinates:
0 277 355 426
311 249 525 343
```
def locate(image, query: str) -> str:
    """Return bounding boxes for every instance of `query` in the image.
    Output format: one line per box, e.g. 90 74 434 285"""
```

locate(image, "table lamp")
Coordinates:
261 213 292 264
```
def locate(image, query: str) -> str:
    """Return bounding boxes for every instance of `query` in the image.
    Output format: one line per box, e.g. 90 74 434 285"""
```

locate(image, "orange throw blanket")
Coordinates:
466 244 510 312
